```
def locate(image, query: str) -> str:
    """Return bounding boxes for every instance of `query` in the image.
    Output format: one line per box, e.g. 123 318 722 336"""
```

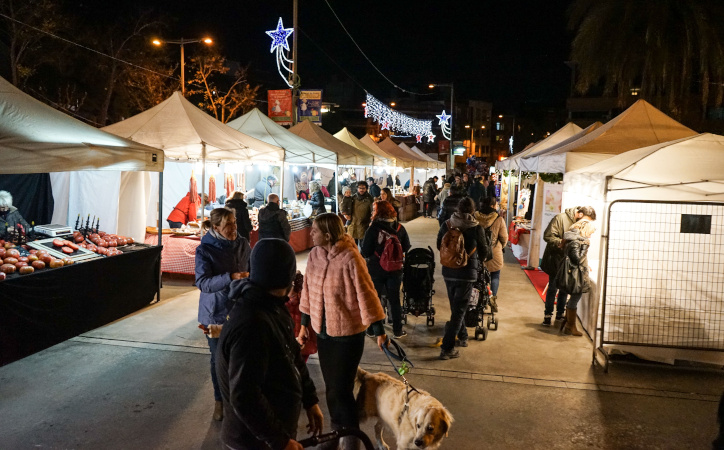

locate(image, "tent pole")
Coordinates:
201 143 207 234
280 162 285 203
156 171 163 303
335 165 339 214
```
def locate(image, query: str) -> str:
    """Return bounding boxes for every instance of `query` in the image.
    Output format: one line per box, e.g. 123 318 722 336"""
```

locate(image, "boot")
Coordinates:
489 295 498 313
541 315 552 326
213 400 223 421
563 308 582 336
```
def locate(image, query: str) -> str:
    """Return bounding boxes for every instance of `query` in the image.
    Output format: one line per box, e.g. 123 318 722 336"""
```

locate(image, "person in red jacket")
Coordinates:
167 192 203 228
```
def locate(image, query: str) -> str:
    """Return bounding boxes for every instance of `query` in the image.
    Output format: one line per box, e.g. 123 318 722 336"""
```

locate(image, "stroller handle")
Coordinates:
298 428 375 450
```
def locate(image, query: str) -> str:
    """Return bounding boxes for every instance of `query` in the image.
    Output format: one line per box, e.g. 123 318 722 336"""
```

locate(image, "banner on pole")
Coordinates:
267 90 293 126
298 89 323 125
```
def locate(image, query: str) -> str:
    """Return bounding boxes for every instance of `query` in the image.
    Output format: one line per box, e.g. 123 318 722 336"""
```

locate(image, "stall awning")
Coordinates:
334 127 390 167
287 120 370 166
103 92 284 163
227 108 336 165
0 76 164 174
497 122 582 171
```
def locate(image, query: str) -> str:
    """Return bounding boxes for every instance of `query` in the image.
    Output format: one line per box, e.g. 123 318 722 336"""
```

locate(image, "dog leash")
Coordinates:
383 338 420 425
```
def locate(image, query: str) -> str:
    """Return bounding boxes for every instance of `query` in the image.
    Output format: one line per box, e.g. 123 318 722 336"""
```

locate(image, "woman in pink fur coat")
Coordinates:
298 213 387 447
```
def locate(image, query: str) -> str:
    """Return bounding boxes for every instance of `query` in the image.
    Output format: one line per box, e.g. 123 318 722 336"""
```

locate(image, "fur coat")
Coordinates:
300 234 385 337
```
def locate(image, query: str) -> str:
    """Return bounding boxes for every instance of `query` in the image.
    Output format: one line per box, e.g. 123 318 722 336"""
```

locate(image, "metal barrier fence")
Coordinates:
600 200 724 354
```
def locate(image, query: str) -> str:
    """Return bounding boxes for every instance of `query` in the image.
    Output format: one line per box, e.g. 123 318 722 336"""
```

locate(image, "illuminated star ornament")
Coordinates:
427 133 436 143
364 93 432 137
437 110 452 140
266 18 294 87
416 134 422 143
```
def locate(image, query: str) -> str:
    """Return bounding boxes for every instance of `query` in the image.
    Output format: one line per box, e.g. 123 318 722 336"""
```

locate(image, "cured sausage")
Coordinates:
31 260 45 270
66 242 79 251
3 257 18 265
19 266 34 274
53 239 64 247
0 263 16 273
61 246 74 254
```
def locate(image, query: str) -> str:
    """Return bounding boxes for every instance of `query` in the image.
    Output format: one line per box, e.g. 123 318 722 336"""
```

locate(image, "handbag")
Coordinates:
554 255 586 294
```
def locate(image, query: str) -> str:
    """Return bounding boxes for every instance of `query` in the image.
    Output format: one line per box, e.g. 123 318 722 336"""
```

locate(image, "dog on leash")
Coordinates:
355 367 453 450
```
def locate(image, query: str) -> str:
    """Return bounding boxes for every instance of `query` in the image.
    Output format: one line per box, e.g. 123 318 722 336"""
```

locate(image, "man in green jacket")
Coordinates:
540 206 583 325
346 181 374 244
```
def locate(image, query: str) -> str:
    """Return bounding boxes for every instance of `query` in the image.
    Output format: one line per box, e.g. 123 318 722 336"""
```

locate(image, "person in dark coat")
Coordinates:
437 185 467 224
360 201 411 338
195 207 251 421
436 197 489 360
422 177 437 218
217 239 323 450
467 176 486 210
484 174 497 200
225 191 253 241
308 181 327 216
258 194 291 241
367 177 381 198
558 218 596 337
0 190 30 232
252 175 278 208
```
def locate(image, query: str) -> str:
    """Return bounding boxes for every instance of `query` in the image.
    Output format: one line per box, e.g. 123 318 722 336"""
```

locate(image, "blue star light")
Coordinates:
266 18 294 53
436 110 451 126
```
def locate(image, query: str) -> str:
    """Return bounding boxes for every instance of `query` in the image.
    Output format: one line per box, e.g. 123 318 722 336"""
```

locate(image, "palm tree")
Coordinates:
568 0 724 119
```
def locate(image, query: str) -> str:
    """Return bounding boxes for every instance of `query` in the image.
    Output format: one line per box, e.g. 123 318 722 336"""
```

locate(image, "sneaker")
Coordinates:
456 339 468 347
439 348 460 360
542 315 552 326
394 330 408 338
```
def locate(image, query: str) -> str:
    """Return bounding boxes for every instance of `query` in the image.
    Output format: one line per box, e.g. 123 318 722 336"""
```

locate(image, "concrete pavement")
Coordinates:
0 217 721 449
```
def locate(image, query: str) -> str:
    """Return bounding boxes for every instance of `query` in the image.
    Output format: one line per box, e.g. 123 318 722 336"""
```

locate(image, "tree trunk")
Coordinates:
99 64 117 126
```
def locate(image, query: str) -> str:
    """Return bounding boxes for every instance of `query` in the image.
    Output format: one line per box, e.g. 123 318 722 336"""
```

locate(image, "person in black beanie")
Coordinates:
216 239 324 450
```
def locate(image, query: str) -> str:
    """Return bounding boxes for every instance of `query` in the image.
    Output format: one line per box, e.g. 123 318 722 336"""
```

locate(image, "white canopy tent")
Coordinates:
334 127 391 167
563 133 724 366
288 120 370 167
410 145 446 171
0 76 165 243
497 122 582 171
103 92 286 227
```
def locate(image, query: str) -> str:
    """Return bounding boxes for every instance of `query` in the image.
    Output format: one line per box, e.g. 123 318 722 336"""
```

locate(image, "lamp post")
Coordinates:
429 82 454 170
464 124 474 157
152 37 213 95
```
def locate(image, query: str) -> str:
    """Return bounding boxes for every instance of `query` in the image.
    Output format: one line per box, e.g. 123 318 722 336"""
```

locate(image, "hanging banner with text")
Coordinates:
267 89 293 126
298 89 323 125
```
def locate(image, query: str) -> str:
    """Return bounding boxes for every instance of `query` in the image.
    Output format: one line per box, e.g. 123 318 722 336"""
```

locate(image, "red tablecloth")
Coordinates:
508 220 530 245
249 227 313 253
144 233 200 275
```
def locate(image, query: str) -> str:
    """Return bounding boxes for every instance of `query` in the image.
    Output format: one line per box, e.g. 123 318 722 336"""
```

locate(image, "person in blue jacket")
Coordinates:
195 207 251 422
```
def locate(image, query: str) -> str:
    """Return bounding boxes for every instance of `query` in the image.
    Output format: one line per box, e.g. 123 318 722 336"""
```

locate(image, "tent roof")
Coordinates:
333 127 390 167
287 120 371 166
498 122 582 170
410 144 445 170
375 138 419 168
0 76 164 174
398 142 432 168
360 135 407 168
102 92 285 163
226 108 336 165
571 133 724 198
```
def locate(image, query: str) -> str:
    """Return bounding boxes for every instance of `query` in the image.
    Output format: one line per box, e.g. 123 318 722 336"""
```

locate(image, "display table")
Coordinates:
0 245 162 366
249 217 313 253
396 194 419 222
144 233 201 275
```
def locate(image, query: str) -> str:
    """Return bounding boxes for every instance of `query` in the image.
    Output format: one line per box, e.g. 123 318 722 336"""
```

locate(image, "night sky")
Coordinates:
79 0 573 112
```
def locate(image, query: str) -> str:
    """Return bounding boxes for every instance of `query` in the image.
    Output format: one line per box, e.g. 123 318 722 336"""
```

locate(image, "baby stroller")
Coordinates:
402 246 436 326
464 260 499 340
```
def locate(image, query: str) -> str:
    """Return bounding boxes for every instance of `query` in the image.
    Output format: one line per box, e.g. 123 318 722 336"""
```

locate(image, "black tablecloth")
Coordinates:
0 246 162 366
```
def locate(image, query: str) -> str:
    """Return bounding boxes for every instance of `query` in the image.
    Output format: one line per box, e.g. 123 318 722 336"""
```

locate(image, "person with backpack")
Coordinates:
361 201 411 338
475 196 508 313
436 197 489 360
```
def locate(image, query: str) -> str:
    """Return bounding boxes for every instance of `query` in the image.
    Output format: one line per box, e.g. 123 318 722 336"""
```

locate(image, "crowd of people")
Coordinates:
192 167 599 449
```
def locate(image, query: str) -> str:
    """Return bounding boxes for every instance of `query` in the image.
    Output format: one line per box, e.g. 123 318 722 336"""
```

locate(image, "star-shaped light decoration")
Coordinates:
266 18 294 53
415 134 422 143
381 120 391 130
427 133 436 143
364 106 368 118
436 110 451 126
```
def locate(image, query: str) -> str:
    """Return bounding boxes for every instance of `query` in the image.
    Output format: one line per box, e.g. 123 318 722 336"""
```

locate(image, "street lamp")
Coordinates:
152 37 213 95
465 124 474 156
429 82 454 170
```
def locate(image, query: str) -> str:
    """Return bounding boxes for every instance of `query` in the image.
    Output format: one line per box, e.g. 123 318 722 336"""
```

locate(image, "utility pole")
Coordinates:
292 0 299 125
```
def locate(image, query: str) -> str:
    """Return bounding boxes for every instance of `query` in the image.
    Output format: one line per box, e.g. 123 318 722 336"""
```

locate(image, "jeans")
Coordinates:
318 334 365 430
544 275 568 316
167 220 183 228
490 270 500 296
371 273 403 334
565 292 582 310
442 280 472 351
207 336 221 401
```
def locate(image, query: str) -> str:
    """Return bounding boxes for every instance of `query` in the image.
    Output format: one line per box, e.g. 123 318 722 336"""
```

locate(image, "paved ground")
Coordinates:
1 217 722 449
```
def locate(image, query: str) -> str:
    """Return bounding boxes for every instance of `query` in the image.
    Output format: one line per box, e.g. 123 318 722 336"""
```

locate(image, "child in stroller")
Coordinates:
464 260 499 340
402 246 436 326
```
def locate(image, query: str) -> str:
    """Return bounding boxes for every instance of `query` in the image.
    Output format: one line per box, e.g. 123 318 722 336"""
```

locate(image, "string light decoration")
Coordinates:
365 93 433 138
427 133 435 143
436 110 452 140
266 18 294 87
415 134 422 143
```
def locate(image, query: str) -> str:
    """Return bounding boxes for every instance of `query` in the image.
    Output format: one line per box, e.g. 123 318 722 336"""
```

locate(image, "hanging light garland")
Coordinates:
266 17 295 88
365 93 434 141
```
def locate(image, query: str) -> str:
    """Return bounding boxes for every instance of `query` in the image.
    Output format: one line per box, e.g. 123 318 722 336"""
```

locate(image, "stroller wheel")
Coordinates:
402 314 407 324
430 306 436 315
488 317 498 331
427 317 434 326
476 327 488 341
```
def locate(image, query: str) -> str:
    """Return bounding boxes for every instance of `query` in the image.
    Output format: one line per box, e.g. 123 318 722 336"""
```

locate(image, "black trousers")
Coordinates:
442 279 472 351
318 333 365 429
424 201 434 217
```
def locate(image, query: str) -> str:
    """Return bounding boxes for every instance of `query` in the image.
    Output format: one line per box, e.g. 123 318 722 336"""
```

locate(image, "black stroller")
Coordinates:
402 246 436 326
464 261 499 340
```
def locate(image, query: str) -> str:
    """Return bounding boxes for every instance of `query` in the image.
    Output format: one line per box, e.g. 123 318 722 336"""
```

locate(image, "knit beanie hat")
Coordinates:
250 239 297 290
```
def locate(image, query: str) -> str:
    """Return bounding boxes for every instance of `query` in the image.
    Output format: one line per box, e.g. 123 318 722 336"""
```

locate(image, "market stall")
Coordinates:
563 133 724 367
0 76 165 365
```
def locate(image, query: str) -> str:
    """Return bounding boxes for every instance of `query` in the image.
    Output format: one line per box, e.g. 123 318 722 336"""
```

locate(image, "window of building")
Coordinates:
495 135 504 142
496 122 504 131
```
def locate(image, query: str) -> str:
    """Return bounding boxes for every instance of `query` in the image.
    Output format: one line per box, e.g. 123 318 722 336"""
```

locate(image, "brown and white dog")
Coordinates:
355 367 453 450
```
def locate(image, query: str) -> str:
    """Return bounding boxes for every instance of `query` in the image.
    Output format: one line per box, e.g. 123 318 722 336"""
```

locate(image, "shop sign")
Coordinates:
298 89 323 125
268 89 293 126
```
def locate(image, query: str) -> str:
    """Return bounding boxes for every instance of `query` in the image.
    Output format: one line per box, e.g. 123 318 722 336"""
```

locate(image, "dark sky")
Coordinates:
81 0 573 111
